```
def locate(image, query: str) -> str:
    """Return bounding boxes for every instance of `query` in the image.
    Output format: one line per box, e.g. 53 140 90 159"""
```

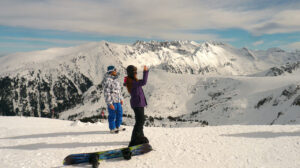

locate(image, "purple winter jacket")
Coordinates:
129 70 149 108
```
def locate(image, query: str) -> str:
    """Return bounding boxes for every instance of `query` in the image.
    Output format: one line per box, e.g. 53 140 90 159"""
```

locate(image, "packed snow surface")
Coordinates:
1 117 300 168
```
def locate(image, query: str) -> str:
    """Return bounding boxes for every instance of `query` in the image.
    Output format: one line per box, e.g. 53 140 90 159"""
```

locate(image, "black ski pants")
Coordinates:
130 107 145 141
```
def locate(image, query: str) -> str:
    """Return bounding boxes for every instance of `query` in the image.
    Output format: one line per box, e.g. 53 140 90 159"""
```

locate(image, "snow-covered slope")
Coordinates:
60 68 300 126
182 75 300 125
254 61 300 77
0 117 300 168
0 41 299 126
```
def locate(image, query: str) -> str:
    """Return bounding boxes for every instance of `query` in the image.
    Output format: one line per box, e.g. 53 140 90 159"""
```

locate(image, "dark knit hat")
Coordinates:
126 65 137 78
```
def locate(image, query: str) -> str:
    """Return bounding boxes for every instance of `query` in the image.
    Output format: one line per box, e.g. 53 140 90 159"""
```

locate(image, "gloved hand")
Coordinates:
109 104 115 110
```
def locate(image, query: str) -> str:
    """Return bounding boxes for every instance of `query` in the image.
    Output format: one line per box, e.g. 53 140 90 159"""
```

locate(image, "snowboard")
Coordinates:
63 143 152 167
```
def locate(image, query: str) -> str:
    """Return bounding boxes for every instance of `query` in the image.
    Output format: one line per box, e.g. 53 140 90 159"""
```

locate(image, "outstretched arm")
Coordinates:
133 66 149 87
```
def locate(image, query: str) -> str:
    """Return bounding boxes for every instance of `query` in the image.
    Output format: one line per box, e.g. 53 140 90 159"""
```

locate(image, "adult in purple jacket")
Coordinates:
124 65 149 147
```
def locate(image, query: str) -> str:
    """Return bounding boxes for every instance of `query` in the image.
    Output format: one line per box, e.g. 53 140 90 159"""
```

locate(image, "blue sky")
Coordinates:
0 25 145 54
0 0 300 55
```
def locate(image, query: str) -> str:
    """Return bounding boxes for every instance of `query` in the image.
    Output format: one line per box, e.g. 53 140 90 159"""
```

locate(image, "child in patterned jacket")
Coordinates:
103 65 125 133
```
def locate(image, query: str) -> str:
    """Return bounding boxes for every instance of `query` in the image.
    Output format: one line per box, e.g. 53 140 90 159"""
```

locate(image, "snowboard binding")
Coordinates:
121 148 132 160
89 153 100 168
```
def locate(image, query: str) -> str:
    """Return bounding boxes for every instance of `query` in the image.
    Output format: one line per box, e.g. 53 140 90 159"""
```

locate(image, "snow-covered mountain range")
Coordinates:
0 41 299 126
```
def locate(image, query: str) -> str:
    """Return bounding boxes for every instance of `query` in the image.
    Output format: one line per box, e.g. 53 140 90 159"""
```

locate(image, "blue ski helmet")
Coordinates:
107 65 116 73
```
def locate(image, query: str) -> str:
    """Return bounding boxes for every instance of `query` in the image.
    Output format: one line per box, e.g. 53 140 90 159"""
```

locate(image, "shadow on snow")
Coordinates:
221 131 300 138
0 141 128 150
0 131 110 139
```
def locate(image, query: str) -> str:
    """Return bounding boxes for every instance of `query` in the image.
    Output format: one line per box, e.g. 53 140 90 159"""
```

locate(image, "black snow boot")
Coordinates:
140 136 149 144
89 153 99 168
128 139 138 147
128 136 149 147
121 148 132 160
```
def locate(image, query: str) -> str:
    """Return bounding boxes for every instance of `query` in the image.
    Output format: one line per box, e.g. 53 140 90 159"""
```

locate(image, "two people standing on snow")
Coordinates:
103 65 149 146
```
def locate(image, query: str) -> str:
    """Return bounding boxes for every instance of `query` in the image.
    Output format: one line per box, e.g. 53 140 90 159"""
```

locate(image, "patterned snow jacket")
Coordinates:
103 73 123 105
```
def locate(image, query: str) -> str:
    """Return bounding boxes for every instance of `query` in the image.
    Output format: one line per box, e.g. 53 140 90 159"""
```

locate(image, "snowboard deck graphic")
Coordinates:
63 143 152 166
